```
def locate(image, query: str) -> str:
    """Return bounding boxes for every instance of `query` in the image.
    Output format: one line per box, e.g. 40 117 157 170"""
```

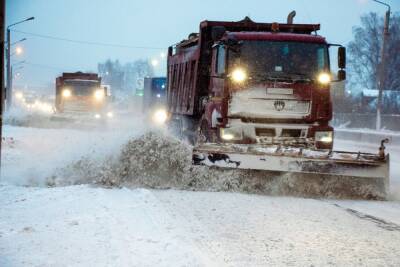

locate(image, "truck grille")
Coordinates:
64 101 92 111
268 100 310 113
256 128 275 137
229 98 311 119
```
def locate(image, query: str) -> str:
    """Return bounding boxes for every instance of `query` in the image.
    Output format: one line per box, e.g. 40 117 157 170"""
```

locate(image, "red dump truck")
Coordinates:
167 15 346 149
55 72 113 121
166 13 390 199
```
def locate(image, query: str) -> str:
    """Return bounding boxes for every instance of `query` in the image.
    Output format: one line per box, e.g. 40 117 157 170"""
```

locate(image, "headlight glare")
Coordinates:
62 89 72 98
220 128 243 141
94 90 104 100
15 92 24 99
317 72 331 84
152 109 168 124
231 68 247 83
315 131 333 143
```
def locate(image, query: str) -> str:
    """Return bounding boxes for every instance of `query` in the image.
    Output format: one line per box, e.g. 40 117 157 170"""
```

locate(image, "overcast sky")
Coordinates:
6 0 400 90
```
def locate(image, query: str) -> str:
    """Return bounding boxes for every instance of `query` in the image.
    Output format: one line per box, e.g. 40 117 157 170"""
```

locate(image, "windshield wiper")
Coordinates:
251 74 292 83
250 72 311 83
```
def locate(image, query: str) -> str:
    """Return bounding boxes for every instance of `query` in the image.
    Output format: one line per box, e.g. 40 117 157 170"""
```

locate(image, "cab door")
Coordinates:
210 44 226 98
206 44 226 129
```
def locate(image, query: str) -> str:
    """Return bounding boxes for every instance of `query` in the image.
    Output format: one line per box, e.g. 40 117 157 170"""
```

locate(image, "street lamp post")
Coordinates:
373 0 391 130
5 16 34 111
1 0 4 165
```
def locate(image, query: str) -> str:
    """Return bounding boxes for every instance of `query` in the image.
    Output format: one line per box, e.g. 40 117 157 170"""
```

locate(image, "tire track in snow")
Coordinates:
141 189 227 267
149 190 229 267
97 187 220 266
95 188 136 267
330 202 400 232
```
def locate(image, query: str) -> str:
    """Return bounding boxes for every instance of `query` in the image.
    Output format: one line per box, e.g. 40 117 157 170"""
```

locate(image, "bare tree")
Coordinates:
348 12 400 92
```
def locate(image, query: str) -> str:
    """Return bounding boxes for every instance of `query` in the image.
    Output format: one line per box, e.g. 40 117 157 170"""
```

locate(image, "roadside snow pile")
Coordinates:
4 111 56 128
46 131 386 199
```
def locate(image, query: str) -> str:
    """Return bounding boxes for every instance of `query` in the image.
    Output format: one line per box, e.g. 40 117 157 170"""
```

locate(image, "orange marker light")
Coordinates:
271 22 279 32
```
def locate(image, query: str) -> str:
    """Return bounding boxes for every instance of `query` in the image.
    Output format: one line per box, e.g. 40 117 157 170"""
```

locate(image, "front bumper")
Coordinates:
219 118 333 149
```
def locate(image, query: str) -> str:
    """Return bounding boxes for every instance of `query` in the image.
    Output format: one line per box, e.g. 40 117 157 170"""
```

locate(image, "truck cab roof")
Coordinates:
173 17 322 50
224 31 326 44
200 17 320 34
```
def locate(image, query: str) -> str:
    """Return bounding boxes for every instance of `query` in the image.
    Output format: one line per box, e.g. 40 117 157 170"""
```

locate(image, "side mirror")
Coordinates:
337 69 346 81
338 46 346 69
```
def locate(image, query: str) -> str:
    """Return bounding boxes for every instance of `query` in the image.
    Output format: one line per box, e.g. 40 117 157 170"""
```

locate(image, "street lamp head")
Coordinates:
8 16 35 29
15 46 23 55
371 0 391 11
151 59 159 67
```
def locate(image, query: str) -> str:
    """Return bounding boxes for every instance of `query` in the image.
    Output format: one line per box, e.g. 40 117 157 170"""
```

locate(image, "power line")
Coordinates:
12 29 166 50
24 61 69 71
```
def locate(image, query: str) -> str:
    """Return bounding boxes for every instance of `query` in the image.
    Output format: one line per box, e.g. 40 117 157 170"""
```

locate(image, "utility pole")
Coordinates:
5 16 34 111
6 27 10 110
374 0 391 130
0 0 4 165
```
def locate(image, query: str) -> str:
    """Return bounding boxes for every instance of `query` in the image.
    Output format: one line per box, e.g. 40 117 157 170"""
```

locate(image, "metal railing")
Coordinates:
332 113 400 131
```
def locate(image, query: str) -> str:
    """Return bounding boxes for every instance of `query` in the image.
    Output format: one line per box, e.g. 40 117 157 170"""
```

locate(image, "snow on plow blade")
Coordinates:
192 143 390 199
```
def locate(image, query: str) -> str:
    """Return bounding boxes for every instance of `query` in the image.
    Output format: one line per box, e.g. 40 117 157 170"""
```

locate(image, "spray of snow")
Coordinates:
45 131 390 199
2 105 397 200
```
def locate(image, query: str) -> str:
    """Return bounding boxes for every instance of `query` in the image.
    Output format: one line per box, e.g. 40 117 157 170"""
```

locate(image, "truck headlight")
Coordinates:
94 113 101 119
94 90 104 101
106 111 113 118
152 109 168 124
220 127 243 141
62 89 71 98
231 68 247 83
315 131 333 143
317 72 331 85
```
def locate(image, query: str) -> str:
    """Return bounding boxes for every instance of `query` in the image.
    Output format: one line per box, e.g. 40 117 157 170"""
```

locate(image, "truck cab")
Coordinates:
55 72 113 120
143 77 168 124
167 16 346 149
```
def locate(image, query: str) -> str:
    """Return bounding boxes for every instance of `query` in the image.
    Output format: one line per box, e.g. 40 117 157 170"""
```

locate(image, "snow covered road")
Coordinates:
1 124 400 266
1 184 400 266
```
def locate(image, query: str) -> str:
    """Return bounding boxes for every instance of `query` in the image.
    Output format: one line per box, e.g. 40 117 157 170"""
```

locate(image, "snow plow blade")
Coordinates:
192 142 390 200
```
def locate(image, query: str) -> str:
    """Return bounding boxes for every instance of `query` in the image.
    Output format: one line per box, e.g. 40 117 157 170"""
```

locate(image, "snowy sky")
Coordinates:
6 0 400 90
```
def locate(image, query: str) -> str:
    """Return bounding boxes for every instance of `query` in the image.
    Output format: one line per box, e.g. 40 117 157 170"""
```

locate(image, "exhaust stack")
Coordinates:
287 10 296 24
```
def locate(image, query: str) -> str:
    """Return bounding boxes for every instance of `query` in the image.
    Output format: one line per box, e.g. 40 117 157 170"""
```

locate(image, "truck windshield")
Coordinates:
64 80 100 96
229 41 329 81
